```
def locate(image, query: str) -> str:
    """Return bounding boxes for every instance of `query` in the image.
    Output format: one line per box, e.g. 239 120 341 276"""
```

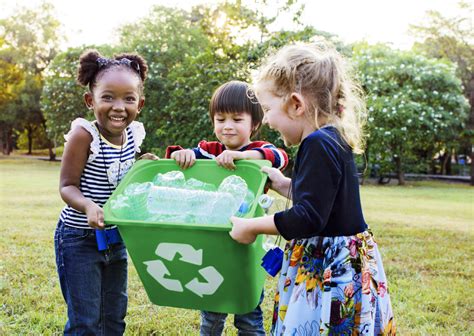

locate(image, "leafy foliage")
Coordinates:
27 0 473 180
0 2 61 154
353 43 469 180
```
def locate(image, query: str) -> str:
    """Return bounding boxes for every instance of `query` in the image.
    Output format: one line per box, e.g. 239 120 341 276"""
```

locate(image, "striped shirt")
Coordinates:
60 123 139 229
165 140 288 170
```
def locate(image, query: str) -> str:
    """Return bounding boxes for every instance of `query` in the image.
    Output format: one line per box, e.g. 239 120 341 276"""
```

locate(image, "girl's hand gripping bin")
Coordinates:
103 159 271 314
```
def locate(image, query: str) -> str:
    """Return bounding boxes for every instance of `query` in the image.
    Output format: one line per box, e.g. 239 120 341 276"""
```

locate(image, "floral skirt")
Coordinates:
271 230 395 336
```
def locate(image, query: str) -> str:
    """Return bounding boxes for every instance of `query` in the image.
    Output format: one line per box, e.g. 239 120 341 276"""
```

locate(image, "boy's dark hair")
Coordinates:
77 49 148 93
209 80 263 137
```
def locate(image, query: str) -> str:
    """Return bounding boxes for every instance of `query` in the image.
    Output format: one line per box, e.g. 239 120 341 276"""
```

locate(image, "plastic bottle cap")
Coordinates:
238 202 249 214
258 194 274 209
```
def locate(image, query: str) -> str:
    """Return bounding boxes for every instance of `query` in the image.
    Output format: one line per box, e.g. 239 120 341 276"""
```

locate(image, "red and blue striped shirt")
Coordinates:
166 140 288 170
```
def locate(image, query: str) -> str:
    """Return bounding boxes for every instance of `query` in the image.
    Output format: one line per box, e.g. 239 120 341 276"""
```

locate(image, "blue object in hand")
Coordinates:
261 246 284 277
95 228 123 251
236 201 250 217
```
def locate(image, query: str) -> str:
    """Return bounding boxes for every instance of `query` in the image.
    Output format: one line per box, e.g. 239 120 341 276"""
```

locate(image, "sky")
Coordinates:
0 0 468 50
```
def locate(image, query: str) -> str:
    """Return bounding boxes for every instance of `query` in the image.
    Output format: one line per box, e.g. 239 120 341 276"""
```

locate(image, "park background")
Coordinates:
0 0 473 334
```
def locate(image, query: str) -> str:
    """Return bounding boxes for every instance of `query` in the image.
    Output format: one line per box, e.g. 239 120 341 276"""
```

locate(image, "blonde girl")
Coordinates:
230 42 395 335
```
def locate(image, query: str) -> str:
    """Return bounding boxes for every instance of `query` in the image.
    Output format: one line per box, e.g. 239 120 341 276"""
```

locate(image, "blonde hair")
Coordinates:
256 42 366 153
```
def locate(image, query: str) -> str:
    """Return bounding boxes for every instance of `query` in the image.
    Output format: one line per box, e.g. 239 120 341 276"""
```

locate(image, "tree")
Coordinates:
353 43 469 185
410 1 474 183
40 1 340 161
0 38 24 154
118 6 212 153
0 2 61 158
116 2 337 156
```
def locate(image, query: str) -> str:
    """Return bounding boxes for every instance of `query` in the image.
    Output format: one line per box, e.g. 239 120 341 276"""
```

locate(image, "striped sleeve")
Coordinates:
248 141 289 170
193 140 225 159
165 145 185 158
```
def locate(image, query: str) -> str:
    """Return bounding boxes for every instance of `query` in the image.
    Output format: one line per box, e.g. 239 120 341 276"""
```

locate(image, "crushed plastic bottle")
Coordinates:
218 175 248 203
152 171 186 188
111 171 254 224
111 182 153 220
147 186 241 224
184 178 217 191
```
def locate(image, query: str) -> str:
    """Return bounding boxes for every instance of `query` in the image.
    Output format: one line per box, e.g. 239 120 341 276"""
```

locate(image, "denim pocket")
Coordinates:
61 225 92 246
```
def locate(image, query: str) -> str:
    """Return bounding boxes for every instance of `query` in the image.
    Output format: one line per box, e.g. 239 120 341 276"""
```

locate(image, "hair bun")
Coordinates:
77 50 103 86
114 53 148 82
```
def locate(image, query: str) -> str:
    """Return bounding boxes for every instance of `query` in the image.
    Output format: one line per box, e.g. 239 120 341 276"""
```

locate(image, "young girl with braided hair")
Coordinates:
55 49 148 334
230 42 395 335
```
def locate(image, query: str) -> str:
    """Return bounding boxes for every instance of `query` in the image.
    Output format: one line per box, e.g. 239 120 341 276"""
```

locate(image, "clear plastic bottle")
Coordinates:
112 173 253 224
152 171 186 187
218 175 247 203
184 178 217 191
147 186 242 224
111 182 152 220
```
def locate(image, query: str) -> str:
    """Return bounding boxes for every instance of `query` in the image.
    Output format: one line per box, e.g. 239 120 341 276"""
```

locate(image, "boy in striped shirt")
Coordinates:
166 81 288 172
166 80 288 335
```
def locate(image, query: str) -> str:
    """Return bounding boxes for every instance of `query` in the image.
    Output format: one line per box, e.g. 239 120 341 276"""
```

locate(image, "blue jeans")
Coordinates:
54 221 128 335
200 292 265 335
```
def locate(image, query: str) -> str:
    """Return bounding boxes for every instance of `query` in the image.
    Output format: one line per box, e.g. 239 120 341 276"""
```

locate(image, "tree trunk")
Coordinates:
441 151 450 175
394 156 405 185
2 127 13 155
430 158 437 174
47 139 56 161
41 120 56 161
27 126 33 155
446 149 452 175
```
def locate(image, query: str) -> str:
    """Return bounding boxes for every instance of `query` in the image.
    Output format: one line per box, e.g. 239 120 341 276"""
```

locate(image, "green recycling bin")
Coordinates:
103 159 270 314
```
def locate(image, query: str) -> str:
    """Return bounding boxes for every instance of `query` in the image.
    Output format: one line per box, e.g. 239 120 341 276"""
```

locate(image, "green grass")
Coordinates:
1 157 473 335
13 147 64 157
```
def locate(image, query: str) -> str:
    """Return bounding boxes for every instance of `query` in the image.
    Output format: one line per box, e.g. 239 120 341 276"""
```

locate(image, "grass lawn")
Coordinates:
1 157 473 335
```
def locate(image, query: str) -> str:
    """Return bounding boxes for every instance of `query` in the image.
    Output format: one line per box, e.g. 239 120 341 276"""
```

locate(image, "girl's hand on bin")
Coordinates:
261 166 290 194
138 153 160 160
229 216 257 244
171 149 196 169
85 201 105 229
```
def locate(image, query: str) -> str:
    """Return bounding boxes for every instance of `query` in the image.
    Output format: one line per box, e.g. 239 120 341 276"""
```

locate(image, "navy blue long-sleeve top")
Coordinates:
274 126 367 240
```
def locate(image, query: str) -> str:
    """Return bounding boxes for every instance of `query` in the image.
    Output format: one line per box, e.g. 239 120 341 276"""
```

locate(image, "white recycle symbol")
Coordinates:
144 243 224 297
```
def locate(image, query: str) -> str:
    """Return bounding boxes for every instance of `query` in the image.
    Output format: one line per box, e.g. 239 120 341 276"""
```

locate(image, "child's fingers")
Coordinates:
261 166 272 175
261 166 276 180
181 153 190 169
178 153 187 169
139 153 159 160
175 153 186 169
180 157 189 169
97 210 104 228
220 157 235 170
216 156 224 167
185 152 195 169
